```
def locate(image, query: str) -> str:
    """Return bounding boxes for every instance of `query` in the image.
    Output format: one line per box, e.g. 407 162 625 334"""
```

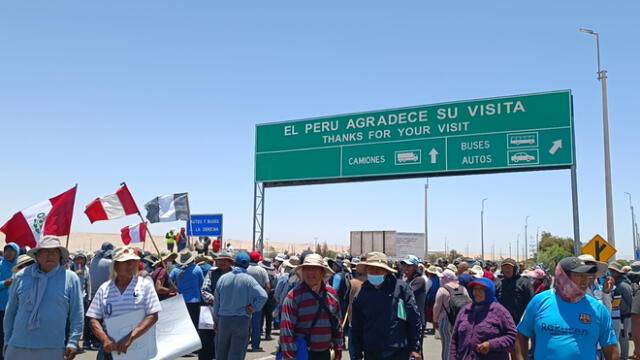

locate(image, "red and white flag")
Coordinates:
0 186 78 248
85 184 139 223
121 222 147 245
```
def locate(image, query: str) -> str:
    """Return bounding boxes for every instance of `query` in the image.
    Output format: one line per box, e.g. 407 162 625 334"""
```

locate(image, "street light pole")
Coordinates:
626 192 636 255
525 216 530 262
425 180 429 260
516 234 520 263
481 198 488 260
580 28 616 248
536 226 541 262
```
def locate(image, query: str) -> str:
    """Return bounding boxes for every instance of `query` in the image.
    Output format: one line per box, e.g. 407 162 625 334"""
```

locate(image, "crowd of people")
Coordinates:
1 235 640 360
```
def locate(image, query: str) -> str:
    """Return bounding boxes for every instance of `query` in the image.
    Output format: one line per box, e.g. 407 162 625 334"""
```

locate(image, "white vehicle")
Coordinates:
510 135 536 145
397 152 419 163
511 152 535 163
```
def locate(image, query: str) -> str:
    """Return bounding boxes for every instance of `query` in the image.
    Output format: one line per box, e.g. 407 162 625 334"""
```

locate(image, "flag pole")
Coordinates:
65 184 78 251
186 193 194 251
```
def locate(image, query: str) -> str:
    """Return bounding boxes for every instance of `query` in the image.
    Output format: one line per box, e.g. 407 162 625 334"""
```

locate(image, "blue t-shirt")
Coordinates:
170 264 204 303
517 289 617 360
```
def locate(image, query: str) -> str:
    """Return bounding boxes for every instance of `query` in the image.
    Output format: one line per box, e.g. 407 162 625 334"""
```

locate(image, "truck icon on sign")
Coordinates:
394 150 421 165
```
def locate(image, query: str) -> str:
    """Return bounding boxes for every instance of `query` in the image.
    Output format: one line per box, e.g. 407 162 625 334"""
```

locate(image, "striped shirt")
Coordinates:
279 281 343 360
86 276 161 330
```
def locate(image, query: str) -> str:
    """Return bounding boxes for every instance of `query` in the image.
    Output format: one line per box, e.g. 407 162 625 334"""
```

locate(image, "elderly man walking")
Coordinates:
3 236 83 360
279 253 344 360
213 252 268 360
351 252 422 360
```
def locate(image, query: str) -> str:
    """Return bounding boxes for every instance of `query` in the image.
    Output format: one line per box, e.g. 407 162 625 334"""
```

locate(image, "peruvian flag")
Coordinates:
0 186 78 248
121 222 147 245
85 184 139 223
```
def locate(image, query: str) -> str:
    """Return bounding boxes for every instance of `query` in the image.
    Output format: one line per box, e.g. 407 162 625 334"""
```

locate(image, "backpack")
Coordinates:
335 271 352 311
444 286 471 325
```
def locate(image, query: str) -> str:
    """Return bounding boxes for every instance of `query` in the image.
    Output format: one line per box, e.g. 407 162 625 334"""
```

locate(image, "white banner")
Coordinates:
104 294 202 360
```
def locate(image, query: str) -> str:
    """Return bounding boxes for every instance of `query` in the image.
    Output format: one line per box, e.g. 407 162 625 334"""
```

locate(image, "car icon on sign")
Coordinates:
510 152 535 163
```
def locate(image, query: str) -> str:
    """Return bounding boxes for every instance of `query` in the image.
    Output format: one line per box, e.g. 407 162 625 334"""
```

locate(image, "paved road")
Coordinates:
75 328 444 360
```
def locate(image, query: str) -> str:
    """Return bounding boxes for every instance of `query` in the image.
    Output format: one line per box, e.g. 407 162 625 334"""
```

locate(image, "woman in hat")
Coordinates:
351 252 422 360
87 246 162 359
448 278 516 360
151 251 177 301
3 236 84 360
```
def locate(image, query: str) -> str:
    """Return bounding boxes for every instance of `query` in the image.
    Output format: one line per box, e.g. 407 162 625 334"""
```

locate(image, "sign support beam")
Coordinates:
571 165 581 255
252 182 265 253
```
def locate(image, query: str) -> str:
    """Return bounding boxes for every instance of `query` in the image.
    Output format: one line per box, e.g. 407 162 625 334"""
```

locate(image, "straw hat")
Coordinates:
152 251 178 267
176 248 197 266
295 253 334 279
358 252 397 274
27 236 69 260
447 264 458 272
196 255 214 265
282 255 300 270
113 246 141 262
13 254 35 272
426 265 439 275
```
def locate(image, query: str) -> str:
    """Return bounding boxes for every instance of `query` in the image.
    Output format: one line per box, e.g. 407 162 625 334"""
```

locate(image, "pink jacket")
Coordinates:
433 283 469 323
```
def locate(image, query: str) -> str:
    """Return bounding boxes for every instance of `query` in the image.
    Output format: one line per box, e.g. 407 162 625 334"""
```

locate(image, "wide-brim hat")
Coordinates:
260 259 275 271
295 253 334 280
13 254 35 271
176 249 197 266
152 251 177 267
577 254 608 276
426 265 439 275
447 264 458 272
359 252 397 274
629 261 640 276
27 236 69 260
196 255 214 265
214 251 234 261
282 256 300 270
470 265 484 279
113 246 141 262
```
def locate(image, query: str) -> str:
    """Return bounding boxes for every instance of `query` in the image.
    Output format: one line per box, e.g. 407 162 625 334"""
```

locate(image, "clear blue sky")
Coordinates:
1 1 638 257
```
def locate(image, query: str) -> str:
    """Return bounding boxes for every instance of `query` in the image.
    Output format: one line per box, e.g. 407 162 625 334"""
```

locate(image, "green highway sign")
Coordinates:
256 90 574 185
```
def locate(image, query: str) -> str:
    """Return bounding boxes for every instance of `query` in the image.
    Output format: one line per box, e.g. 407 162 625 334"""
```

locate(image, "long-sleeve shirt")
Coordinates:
433 283 469 324
4 265 84 350
279 281 343 360
201 267 227 304
0 243 19 310
212 267 267 320
351 276 422 358
170 263 204 303
448 302 517 360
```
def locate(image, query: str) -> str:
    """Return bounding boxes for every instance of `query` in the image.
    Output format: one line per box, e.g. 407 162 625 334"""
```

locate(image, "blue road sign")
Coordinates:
187 214 223 237
635 250 640 261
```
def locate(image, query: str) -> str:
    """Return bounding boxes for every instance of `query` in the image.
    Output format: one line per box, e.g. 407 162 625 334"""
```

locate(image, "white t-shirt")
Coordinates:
87 276 162 322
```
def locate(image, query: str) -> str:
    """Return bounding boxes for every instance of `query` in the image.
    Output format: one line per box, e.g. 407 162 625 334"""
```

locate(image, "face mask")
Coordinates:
368 274 385 286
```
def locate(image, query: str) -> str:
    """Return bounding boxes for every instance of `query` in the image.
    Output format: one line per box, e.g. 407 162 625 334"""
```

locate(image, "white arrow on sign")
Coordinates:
549 140 563 155
429 148 438 164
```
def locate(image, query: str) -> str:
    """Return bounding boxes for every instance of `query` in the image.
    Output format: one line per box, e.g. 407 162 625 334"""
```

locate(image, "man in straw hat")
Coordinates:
87 245 161 359
200 251 235 360
351 252 422 360
279 253 343 360
3 236 83 360
213 252 267 360
170 248 205 333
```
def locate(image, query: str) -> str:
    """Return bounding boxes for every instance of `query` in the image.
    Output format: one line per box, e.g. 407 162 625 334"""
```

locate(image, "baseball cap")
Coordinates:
249 251 261 263
559 257 597 274
401 255 420 266
235 252 251 268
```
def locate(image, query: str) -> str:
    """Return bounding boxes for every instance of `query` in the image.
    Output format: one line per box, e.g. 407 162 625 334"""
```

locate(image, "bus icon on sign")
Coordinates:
395 150 421 165
507 132 538 148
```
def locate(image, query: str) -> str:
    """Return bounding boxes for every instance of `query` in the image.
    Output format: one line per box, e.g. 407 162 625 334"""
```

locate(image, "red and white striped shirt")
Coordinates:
279 281 343 360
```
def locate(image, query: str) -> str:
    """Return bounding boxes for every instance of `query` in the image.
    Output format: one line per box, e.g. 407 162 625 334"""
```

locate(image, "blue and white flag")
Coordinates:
145 193 190 223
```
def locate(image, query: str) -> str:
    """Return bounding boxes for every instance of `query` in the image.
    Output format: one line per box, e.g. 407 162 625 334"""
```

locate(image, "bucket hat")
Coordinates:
152 251 178 267
214 251 234 261
358 252 397 274
470 265 484 279
13 254 35 272
295 253 334 280
27 236 69 260
628 261 640 276
112 246 141 262
607 261 625 274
